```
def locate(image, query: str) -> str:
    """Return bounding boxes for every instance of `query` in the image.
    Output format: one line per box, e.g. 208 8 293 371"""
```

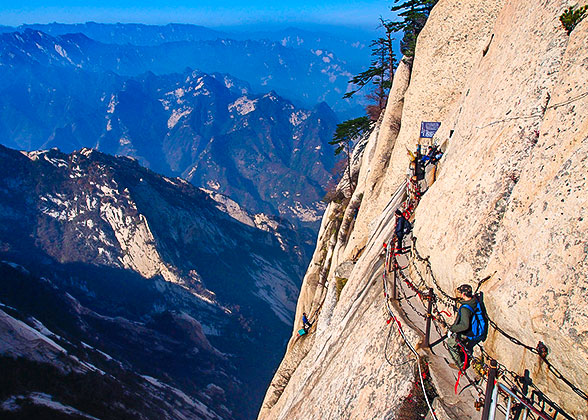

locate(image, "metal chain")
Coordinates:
388 170 588 404
398 285 428 320
411 239 458 306
486 318 588 401
479 347 576 419
394 256 429 320
412 237 588 402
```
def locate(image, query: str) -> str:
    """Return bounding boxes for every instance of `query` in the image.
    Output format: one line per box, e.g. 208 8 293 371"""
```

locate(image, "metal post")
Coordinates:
521 408 529 420
425 287 434 348
513 405 523 420
392 259 398 301
488 379 499 420
481 359 498 420
505 396 512 420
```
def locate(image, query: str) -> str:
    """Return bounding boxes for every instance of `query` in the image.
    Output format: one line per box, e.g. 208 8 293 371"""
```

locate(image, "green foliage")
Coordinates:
343 0 436 121
329 116 372 155
390 0 438 58
560 4 588 34
343 18 397 117
343 66 386 99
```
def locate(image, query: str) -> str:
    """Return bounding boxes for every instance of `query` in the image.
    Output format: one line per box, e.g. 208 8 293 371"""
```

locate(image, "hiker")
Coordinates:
394 209 411 254
414 159 426 181
412 144 426 181
302 312 312 330
430 146 443 164
421 146 433 164
446 284 488 369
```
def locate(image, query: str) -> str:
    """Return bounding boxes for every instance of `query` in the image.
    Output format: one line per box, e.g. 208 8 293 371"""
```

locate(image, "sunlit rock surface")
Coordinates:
259 0 588 419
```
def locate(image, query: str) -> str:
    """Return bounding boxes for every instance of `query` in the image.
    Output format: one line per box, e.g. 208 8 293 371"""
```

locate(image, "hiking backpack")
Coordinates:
460 293 489 342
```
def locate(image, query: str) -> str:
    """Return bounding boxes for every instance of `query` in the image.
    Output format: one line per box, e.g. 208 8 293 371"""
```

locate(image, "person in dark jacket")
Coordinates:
447 284 478 368
414 160 426 181
394 209 411 254
302 312 311 330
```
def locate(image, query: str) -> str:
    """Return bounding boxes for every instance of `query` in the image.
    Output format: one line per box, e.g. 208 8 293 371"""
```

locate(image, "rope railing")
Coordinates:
389 248 581 419
382 257 439 420
410 239 588 403
380 160 587 419
389 249 487 396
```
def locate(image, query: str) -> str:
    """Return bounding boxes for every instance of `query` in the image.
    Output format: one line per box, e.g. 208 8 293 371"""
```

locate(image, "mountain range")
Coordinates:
4 23 374 73
0 22 368 419
0 26 366 117
0 29 341 228
0 144 307 419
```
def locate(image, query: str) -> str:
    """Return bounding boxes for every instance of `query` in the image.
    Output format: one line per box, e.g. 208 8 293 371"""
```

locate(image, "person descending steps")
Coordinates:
446 284 488 370
298 312 313 336
302 312 312 330
394 209 412 254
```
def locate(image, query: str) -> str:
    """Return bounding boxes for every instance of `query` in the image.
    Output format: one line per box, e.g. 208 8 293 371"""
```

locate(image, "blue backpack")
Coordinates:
460 294 488 342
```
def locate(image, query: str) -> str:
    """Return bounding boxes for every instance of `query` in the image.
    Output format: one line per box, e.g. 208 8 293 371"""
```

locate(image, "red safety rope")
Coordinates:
454 341 469 394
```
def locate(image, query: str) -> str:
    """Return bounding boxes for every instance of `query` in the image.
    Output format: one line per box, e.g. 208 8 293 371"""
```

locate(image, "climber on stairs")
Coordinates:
302 312 312 330
446 284 488 370
394 209 412 254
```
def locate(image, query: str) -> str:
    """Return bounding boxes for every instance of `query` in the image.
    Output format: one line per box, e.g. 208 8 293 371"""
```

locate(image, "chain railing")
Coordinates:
380 162 586 420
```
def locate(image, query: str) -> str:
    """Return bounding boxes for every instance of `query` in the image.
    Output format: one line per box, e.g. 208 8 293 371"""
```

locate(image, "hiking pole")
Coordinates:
475 271 497 293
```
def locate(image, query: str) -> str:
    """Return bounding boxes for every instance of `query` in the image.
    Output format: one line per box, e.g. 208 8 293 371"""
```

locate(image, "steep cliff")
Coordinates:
259 0 588 419
0 145 306 420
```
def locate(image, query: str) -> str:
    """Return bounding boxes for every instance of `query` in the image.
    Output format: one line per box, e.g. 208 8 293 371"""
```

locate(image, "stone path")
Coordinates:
392 249 483 420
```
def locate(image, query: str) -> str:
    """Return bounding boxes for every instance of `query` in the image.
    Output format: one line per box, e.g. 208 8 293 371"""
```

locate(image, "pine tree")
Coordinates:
329 117 372 192
390 0 438 58
366 19 398 119
343 19 397 120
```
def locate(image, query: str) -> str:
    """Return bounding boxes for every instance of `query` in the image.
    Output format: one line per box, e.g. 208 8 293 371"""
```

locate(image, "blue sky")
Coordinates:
0 0 394 29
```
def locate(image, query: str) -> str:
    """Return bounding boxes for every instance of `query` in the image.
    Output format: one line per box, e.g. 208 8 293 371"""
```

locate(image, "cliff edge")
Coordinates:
258 0 588 419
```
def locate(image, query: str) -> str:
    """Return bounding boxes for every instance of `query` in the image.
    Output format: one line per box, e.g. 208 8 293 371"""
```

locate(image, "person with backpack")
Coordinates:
302 312 312 330
394 209 412 254
446 284 488 369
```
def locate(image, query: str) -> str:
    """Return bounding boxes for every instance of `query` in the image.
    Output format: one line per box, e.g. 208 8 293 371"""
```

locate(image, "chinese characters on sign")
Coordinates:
420 122 441 138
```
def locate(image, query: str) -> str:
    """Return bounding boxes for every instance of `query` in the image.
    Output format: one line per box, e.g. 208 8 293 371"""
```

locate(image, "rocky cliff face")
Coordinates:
0 145 307 419
259 0 588 419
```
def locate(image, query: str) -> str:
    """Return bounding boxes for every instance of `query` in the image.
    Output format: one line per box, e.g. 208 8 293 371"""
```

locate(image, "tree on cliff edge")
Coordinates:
329 116 372 193
344 19 397 120
390 0 438 58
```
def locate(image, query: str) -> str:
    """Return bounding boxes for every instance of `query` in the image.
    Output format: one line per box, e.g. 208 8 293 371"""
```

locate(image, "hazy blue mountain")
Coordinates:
20 22 227 45
0 144 307 420
15 22 373 70
227 25 373 70
0 29 339 229
0 27 363 116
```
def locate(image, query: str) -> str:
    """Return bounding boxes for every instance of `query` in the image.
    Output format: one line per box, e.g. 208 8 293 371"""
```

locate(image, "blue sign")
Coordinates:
420 121 441 138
